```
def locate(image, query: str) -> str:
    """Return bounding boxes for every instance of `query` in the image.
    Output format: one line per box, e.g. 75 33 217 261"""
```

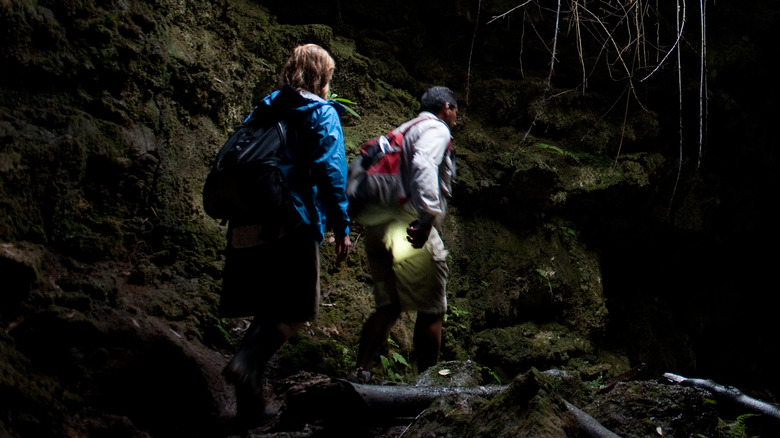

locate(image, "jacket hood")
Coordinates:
256 84 345 117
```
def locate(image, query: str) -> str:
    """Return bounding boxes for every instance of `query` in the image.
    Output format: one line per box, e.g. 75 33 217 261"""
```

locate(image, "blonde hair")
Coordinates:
279 44 335 99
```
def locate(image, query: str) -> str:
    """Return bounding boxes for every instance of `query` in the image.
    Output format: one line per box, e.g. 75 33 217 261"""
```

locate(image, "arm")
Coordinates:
309 105 352 260
406 122 451 246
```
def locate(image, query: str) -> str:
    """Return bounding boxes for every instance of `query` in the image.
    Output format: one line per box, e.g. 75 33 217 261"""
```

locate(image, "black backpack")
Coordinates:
202 112 294 225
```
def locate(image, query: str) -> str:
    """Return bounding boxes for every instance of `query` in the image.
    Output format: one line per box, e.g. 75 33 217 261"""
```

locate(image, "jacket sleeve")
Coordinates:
408 121 452 228
308 104 351 237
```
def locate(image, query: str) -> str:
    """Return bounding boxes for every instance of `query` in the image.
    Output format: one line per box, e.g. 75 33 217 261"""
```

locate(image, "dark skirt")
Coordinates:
219 228 320 321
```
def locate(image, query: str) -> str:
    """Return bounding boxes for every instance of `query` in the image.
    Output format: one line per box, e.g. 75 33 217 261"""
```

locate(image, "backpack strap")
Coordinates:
396 113 440 135
399 114 453 156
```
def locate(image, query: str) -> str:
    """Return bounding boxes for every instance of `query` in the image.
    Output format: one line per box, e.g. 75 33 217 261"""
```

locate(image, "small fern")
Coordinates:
537 143 579 160
728 413 760 438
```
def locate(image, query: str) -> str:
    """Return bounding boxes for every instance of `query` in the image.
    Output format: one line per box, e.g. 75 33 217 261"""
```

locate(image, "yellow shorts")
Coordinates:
364 221 448 314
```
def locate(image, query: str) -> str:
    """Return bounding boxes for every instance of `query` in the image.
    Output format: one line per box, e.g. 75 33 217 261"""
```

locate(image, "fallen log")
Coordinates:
351 380 622 437
348 380 505 417
277 376 506 424
664 372 780 422
273 374 621 437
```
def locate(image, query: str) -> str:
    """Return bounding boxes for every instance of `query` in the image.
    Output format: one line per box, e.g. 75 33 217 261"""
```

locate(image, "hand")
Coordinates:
335 234 351 264
406 220 432 249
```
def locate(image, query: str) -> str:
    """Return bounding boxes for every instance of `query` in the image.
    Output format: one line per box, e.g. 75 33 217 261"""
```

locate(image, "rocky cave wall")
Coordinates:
1 0 779 436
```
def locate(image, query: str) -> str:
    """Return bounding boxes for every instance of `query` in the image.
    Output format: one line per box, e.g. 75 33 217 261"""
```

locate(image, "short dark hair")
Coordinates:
420 86 457 113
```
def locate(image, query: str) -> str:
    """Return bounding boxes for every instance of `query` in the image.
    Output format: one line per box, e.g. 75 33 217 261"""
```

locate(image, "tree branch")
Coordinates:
664 373 780 422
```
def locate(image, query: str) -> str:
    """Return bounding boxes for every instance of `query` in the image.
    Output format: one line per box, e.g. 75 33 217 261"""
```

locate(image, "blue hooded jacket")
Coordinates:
247 85 350 242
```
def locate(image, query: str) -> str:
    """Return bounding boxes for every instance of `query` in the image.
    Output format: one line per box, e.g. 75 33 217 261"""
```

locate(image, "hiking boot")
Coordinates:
346 367 371 384
235 384 277 426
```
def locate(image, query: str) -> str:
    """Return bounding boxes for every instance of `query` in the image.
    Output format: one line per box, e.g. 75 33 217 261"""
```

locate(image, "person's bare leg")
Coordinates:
414 312 444 372
356 305 401 370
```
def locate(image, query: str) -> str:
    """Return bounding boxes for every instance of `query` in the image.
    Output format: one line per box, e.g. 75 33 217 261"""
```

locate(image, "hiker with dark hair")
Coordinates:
350 86 457 383
219 43 351 427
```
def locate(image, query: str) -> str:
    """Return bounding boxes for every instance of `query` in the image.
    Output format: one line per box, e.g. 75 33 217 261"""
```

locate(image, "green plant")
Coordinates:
537 143 579 161
217 319 239 344
445 305 469 330
327 91 361 118
535 268 553 295
376 336 411 382
559 225 577 237
482 366 502 384
698 413 761 438
380 352 410 382
725 413 760 438
586 373 605 391
216 324 231 341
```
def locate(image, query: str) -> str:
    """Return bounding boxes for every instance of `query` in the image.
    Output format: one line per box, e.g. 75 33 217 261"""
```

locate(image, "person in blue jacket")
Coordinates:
219 43 351 427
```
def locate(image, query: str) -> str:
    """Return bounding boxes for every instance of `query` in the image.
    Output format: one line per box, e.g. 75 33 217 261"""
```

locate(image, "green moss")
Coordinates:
274 334 354 378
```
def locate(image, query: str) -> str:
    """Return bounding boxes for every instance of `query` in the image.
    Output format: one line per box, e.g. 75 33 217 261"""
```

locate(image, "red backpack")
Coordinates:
346 116 450 224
